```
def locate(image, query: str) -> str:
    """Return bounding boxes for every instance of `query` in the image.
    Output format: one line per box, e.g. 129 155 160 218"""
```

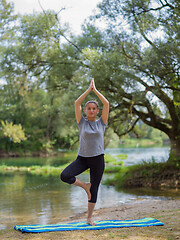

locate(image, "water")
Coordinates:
0 147 178 230
105 147 170 166
0 147 170 167
0 172 179 230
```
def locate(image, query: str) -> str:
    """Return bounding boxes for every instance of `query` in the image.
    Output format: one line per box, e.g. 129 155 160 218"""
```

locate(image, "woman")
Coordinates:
60 78 109 226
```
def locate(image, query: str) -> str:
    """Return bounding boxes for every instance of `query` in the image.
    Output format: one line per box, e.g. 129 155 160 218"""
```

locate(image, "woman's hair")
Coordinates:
85 100 99 109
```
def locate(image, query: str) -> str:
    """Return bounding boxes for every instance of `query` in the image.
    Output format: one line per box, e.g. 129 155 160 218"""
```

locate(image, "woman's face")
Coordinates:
84 103 99 121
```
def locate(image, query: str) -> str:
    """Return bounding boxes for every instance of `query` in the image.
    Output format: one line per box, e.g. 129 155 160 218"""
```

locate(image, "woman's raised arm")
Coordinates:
75 83 93 124
91 78 109 125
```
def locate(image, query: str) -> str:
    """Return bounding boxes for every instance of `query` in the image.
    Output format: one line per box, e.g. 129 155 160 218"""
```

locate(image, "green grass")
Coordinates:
0 164 68 176
105 154 124 165
104 160 180 188
0 151 77 167
104 154 123 173
114 154 127 160
0 153 124 176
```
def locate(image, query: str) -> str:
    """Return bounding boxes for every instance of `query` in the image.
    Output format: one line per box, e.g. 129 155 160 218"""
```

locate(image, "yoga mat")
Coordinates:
14 218 164 233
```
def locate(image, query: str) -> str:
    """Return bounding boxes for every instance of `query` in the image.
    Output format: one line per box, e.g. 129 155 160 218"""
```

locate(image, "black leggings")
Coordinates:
60 154 105 203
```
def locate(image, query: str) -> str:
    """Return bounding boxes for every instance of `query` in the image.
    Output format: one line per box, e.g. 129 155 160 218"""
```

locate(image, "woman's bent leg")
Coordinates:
60 156 91 199
60 156 87 184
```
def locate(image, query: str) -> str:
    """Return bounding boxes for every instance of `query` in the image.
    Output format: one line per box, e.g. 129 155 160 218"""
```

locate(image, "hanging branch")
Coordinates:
114 117 140 137
38 0 82 52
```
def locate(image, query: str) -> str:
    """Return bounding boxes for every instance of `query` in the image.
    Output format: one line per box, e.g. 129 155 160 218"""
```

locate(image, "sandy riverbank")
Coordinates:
0 199 179 240
69 198 180 222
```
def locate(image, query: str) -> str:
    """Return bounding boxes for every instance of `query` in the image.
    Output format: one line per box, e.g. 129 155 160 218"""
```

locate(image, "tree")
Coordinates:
0 1 80 152
0 0 16 42
79 0 180 161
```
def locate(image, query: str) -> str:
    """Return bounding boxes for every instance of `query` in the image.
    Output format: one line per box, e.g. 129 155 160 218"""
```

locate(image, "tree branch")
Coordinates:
130 74 179 126
132 106 171 135
115 94 173 134
55 12 82 52
113 117 140 137
136 3 172 16
38 0 82 52
132 10 158 50
162 86 180 91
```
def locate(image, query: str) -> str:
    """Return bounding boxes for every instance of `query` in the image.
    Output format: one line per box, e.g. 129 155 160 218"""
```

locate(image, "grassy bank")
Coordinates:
0 153 125 176
105 160 180 189
1 151 179 189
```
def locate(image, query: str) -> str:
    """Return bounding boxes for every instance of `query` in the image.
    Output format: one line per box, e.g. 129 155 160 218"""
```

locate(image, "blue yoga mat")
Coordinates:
14 218 164 233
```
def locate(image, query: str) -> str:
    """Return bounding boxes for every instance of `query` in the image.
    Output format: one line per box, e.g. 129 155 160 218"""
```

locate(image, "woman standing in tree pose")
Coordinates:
60 78 109 226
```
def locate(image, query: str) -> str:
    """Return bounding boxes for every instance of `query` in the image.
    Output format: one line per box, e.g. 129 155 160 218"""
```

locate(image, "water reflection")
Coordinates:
105 147 170 166
0 172 179 230
0 173 73 229
0 148 170 168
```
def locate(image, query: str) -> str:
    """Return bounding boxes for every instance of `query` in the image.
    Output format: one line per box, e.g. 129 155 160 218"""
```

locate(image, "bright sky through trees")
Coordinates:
6 0 101 34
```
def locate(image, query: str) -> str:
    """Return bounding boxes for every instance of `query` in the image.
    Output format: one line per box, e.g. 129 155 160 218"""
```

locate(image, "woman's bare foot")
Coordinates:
73 179 91 200
84 182 91 201
87 218 96 226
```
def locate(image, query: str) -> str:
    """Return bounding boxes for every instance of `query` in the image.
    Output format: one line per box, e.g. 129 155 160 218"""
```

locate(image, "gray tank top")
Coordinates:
77 116 107 157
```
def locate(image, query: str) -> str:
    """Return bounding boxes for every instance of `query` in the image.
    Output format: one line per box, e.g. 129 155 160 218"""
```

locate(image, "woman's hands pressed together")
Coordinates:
89 78 96 92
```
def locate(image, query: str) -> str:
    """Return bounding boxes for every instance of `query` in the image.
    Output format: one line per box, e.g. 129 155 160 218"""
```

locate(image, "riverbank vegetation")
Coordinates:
105 160 180 189
0 153 124 176
1 151 179 189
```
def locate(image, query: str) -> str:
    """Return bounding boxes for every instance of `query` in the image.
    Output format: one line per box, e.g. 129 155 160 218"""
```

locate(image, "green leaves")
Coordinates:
1 121 27 143
0 1 80 152
0 0 17 41
0 0 179 160
83 0 180 160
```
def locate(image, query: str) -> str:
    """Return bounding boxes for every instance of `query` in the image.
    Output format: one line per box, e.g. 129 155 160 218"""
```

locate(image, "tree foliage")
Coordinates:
0 0 179 161
79 0 180 161
0 1 79 152
0 120 26 143
0 0 16 41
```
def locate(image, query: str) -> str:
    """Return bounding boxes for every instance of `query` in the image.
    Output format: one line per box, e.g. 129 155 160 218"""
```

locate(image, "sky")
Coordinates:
7 0 102 35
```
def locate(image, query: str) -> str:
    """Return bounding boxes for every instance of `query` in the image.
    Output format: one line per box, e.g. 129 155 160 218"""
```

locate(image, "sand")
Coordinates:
0 199 180 240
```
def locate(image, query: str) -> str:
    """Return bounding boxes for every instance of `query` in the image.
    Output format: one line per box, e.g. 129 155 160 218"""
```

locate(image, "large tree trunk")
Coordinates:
168 136 180 162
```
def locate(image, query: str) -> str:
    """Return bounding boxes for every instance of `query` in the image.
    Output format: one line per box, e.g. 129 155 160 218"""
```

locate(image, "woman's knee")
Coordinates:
60 171 69 183
60 170 75 184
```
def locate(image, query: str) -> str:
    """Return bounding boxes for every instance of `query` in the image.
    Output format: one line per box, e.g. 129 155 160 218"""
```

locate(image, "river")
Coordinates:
0 147 178 230
105 147 170 166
